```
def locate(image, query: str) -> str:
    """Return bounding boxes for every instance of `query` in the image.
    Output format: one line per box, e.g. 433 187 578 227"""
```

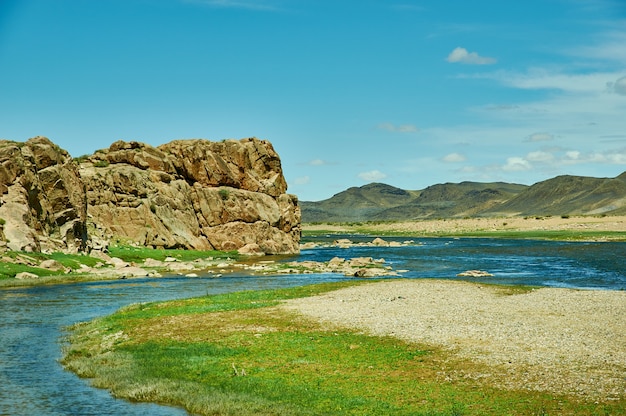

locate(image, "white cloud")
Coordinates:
502 157 532 171
567 30 626 65
442 152 466 163
308 159 327 166
526 151 554 163
446 47 496 65
498 147 626 175
607 75 626 95
481 68 622 94
526 132 554 142
293 176 310 185
565 150 581 161
377 122 419 133
358 169 387 182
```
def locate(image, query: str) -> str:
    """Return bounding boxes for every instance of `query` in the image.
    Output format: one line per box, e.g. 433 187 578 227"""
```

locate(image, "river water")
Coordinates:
1 237 624 415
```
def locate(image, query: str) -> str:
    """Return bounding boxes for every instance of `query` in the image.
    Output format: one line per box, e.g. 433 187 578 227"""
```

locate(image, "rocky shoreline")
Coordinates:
3 214 624 285
5 236 411 285
304 214 626 239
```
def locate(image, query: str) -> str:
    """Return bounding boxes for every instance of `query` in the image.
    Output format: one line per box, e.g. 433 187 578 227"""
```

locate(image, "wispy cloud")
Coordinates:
307 159 330 166
484 69 624 93
358 169 387 182
442 152 466 163
607 75 626 95
500 147 626 173
446 47 496 65
525 132 554 142
293 176 310 185
502 157 532 172
377 122 419 133
566 30 626 65
182 0 280 11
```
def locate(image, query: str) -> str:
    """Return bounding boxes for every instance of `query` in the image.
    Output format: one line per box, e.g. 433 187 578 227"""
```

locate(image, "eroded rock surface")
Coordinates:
0 137 87 252
0 136 301 255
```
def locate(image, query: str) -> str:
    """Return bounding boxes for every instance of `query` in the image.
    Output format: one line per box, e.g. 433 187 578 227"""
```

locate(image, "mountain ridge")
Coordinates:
301 172 626 223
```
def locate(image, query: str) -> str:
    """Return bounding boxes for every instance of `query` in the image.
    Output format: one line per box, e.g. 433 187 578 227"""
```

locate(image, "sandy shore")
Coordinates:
304 215 626 236
282 280 626 401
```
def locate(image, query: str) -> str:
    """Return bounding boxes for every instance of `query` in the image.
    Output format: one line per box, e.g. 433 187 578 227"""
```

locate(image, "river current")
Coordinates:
1 237 624 415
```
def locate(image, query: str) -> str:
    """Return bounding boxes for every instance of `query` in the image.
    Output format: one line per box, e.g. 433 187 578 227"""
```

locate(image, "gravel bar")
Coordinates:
281 279 626 401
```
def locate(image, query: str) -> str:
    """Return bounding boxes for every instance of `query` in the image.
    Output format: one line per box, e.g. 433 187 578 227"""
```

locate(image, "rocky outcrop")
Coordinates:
0 136 301 255
0 137 87 252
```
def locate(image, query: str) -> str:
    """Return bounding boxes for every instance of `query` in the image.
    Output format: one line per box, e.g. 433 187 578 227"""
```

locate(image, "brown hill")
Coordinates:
483 173 626 217
301 172 626 223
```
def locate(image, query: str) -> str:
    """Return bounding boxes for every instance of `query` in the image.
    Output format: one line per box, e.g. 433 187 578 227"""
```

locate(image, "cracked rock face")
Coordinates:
0 137 301 254
0 137 88 253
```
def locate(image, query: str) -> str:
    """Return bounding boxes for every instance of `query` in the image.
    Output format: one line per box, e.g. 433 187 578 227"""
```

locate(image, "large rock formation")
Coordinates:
0 137 87 252
0 136 301 254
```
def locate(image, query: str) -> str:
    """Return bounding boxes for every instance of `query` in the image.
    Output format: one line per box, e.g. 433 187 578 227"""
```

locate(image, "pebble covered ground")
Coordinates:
304 215 626 239
282 279 626 401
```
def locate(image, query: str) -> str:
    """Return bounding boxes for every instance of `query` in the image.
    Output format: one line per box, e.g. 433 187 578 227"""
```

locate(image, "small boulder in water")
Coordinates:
457 270 494 277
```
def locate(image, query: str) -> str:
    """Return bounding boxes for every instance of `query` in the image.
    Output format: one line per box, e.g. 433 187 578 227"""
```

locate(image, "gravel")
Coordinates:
281 279 626 401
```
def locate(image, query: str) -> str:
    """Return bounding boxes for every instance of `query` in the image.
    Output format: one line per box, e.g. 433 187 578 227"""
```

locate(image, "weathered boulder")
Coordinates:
81 138 300 254
0 136 301 255
457 270 494 277
0 137 88 253
15 271 39 280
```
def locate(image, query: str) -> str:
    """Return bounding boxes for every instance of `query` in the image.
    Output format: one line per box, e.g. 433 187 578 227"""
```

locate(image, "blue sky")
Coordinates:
1 0 625 201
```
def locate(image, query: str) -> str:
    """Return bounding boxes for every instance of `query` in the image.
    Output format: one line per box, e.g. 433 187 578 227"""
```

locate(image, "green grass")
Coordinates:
431 230 626 241
108 244 239 263
303 227 626 241
0 251 104 280
0 262 58 280
62 281 624 416
0 244 238 285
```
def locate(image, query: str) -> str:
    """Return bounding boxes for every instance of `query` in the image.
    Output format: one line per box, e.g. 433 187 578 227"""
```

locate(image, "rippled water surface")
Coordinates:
300 236 626 290
1 238 624 415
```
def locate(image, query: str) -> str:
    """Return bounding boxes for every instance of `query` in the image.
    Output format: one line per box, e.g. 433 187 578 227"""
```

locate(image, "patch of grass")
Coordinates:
62 281 624 415
303 227 626 242
108 244 239 263
93 160 110 167
0 262 57 280
0 251 106 280
48 252 104 268
438 230 626 241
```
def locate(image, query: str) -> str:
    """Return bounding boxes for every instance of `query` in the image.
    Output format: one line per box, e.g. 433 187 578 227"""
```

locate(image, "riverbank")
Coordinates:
62 280 625 415
283 279 626 402
303 215 626 241
2 215 625 288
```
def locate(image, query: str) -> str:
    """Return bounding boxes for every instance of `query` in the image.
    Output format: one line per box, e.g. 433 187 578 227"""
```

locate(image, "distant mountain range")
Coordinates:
301 171 626 223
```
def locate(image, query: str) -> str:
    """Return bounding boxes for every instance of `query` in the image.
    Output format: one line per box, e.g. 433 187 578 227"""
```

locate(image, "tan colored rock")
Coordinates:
15 272 39 279
1 136 301 256
238 243 265 256
83 138 300 254
0 137 88 253
457 270 494 277
39 259 67 272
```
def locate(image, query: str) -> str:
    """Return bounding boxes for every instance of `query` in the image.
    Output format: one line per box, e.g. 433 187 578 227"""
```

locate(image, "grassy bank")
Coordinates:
62 281 623 416
0 244 238 287
302 220 626 241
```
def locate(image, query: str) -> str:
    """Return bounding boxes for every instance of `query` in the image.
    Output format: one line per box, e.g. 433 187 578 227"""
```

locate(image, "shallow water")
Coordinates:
0 238 624 415
300 236 626 290
0 274 345 416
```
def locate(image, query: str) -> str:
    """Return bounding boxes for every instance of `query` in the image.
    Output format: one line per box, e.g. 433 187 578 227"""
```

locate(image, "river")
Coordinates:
1 237 624 415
